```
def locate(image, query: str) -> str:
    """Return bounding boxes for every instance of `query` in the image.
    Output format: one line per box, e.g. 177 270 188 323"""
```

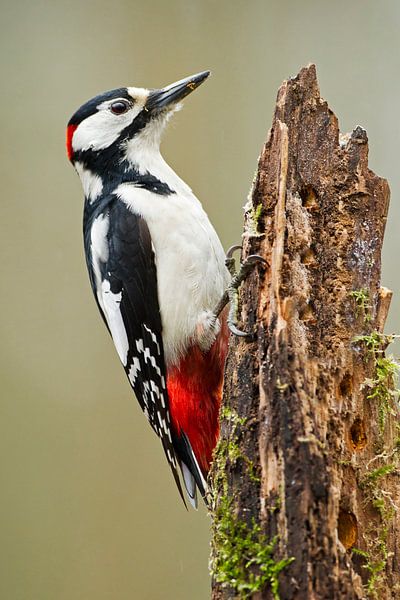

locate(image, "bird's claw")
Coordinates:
215 246 268 339
225 244 243 276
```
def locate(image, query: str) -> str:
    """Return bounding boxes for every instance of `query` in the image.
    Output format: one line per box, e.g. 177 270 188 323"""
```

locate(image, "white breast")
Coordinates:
116 174 229 368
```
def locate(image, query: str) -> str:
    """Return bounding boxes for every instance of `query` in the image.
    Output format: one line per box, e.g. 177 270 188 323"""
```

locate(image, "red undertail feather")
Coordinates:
167 321 229 476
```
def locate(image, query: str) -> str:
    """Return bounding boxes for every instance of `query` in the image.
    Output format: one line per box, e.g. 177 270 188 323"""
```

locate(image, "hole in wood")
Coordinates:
299 303 316 323
301 248 317 266
350 418 367 450
300 185 319 210
339 372 353 398
338 510 358 550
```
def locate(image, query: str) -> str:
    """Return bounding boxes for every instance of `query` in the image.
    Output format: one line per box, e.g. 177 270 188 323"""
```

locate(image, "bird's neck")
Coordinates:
76 145 192 206
126 148 193 197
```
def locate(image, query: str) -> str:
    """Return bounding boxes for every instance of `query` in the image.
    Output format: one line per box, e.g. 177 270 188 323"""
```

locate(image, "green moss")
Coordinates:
364 463 396 484
353 332 399 432
211 496 294 599
350 289 372 323
213 416 260 485
360 463 396 523
209 407 248 508
353 331 393 355
225 439 243 463
356 460 397 597
351 332 400 597
367 356 399 432
352 543 388 598
209 405 293 597
254 203 263 225
246 460 262 484
220 406 247 427
247 202 264 236
267 490 283 515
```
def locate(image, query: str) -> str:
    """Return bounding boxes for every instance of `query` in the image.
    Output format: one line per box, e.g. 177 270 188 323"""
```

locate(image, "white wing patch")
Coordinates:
90 214 129 367
90 213 109 315
101 279 129 366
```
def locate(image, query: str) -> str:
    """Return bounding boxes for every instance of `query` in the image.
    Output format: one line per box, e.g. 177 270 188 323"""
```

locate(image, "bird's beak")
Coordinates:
146 71 210 112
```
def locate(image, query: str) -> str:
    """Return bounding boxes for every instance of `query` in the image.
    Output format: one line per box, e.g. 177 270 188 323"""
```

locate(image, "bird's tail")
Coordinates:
177 431 208 509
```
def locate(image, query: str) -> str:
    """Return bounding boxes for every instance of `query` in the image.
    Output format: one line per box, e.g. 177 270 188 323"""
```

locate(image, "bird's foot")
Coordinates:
214 245 267 339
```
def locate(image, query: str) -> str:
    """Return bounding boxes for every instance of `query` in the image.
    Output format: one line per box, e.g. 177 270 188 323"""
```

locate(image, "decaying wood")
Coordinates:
210 65 399 599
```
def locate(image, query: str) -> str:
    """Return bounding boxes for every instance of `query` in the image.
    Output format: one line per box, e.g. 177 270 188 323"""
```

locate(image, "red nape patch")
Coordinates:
167 320 229 476
66 124 77 160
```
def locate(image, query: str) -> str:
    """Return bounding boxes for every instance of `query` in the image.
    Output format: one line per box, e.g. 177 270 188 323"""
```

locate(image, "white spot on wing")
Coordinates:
128 357 141 385
143 324 161 354
150 380 160 399
101 279 129 366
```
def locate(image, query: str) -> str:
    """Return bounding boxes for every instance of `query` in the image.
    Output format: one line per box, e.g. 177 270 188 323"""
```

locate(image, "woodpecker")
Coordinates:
67 71 231 507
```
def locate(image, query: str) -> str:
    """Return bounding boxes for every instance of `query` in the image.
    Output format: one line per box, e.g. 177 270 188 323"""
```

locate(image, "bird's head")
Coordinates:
66 71 210 176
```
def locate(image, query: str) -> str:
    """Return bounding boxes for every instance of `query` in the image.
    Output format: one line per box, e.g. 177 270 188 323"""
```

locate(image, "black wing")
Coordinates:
85 197 185 504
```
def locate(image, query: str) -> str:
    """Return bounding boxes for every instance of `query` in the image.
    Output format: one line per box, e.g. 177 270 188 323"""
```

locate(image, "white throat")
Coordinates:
123 115 191 195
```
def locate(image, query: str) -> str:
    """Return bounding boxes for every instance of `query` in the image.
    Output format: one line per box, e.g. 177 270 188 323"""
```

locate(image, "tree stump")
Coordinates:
209 64 399 600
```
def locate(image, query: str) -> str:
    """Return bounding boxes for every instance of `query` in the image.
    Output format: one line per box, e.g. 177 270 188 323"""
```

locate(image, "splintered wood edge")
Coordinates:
376 286 393 333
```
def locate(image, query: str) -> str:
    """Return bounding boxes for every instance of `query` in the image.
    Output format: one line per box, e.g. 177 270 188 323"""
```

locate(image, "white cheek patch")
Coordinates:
72 92 149 153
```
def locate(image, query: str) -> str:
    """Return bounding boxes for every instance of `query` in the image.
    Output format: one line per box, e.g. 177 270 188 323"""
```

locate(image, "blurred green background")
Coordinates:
0 1 399 599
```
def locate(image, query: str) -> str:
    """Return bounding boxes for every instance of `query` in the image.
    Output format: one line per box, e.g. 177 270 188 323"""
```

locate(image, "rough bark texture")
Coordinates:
210 65 399 600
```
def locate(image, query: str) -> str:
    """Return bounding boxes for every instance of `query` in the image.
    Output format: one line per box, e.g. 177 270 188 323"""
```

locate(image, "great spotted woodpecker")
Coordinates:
67 71 231 507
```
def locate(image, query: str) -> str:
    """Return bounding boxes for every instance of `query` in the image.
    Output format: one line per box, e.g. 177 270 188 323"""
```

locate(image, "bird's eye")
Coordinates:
110 100 130 115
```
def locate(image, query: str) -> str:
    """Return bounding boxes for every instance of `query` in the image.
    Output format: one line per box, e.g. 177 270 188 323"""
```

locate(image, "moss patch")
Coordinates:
354 427 398 596
209 405 293 598
350 289 372 323
353 332 400 433
246 202 264 236
211 496 293 599
350 330 400 597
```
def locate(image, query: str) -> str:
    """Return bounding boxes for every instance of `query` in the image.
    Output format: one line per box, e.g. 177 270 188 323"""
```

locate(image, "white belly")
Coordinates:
117 182 229 367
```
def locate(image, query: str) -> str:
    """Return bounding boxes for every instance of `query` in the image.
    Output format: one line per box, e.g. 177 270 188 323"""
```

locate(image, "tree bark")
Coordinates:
209 64 400 600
